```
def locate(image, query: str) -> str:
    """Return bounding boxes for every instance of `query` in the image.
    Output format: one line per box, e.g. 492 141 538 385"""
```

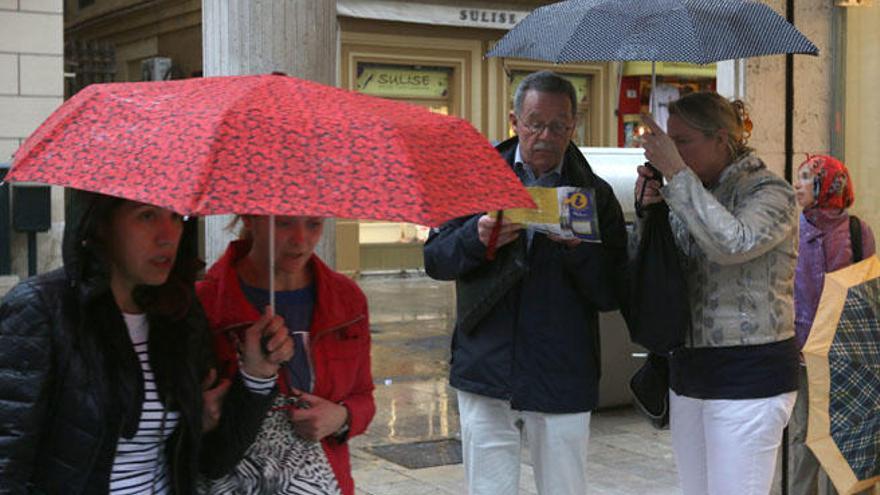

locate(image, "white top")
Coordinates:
109 313 179 495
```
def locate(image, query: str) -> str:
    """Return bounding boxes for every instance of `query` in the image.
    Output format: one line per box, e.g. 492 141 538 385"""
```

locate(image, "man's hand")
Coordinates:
287 390 349 442
547 234 582 248
202 368 231 432
640 114 688 180
239 309 294 379
477 215 523 248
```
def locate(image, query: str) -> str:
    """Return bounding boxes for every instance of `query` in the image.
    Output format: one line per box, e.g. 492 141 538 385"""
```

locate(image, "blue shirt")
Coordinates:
240 280 316 392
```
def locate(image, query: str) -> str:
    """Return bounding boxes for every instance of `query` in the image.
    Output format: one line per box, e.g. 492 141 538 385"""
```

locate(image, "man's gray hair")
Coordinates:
513 70 577 118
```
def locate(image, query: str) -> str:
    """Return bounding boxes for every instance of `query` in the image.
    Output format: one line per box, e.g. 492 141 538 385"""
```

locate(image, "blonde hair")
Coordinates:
669 92 753 160
226 215 252 240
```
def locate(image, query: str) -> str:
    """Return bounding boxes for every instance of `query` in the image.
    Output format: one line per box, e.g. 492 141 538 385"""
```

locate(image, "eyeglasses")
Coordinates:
521 121 575 136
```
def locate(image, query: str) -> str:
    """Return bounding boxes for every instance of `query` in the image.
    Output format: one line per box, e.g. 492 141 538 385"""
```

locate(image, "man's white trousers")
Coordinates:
670 389 797 495
457 390 591 495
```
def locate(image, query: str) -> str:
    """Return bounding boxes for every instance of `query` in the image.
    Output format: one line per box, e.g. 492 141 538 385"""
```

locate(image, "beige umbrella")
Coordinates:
803 255 880 495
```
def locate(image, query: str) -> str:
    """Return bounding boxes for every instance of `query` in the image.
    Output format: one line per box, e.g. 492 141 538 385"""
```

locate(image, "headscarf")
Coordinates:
799 154 854 210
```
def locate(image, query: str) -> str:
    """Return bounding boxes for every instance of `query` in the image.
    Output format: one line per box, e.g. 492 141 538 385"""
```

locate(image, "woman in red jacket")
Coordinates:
196 215 375 495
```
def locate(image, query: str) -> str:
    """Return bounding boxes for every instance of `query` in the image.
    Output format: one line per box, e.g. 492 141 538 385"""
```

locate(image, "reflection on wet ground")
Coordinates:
352 273 682 494
360 273 458 445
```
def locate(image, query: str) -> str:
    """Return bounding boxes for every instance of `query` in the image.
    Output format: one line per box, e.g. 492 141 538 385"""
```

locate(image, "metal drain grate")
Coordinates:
365 438 462 469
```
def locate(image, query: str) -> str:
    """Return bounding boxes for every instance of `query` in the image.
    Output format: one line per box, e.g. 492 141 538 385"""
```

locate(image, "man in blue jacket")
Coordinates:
424 70 628 495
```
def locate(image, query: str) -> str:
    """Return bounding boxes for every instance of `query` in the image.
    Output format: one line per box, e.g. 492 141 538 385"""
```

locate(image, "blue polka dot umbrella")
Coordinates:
486 0 818 64
803 256 880 495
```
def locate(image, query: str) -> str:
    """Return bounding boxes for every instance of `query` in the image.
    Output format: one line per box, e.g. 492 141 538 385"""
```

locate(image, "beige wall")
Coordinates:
745 0 834 179
0 0 65 282
845 5 880 234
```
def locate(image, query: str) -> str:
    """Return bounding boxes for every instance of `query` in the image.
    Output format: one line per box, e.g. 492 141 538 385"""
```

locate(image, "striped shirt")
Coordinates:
109 313 179 495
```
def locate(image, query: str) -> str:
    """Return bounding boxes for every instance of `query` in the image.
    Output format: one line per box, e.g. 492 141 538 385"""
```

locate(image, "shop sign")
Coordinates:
356 65 450 99
623 61 717 78
338 1 530 30
457 9 520 27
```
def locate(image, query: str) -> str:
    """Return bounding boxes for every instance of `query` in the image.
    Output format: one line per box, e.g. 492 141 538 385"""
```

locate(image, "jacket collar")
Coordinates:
801 208 848 242
715 152 765 189
496 136 594 187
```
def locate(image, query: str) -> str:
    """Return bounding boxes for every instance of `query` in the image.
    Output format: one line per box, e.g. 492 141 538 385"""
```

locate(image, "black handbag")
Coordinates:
626 168 692 429
629 353 670 429
628 201 691 353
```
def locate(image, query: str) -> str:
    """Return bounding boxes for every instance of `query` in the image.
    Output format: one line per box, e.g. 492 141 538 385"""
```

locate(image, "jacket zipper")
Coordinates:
311 314 366 344
304 314 366 393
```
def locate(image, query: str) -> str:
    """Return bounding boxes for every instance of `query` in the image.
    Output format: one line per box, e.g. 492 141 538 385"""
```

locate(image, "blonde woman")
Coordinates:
637 92 799 495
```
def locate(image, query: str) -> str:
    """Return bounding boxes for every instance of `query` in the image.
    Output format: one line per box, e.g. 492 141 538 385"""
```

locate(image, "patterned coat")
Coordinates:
661 152 798 347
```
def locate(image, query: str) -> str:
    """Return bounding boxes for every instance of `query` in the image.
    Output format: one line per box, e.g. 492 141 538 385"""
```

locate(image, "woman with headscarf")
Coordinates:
637 92 800 495
789 155 876 495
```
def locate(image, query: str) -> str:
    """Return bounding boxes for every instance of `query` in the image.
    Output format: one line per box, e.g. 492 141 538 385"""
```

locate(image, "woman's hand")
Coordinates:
287 389 349 441
640 114 688 180
239 309 294 379
477 215 523 248
635 165 664 208
201 368 231 432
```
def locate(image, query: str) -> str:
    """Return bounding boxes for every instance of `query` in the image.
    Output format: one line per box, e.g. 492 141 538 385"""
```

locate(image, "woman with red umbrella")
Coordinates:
0 190 293 493
196 215 375 495
637 92 800 495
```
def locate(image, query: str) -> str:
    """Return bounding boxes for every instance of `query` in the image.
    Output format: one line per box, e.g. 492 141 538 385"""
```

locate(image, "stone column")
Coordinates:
201 0 338 267
844 4 880 234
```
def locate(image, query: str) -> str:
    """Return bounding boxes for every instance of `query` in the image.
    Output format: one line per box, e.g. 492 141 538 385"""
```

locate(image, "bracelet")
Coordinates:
334 402 351 438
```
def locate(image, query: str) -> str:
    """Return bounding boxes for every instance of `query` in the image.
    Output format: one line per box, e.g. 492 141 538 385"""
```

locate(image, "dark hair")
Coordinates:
513 70 577 118
668 92 753 160
74 191 202 320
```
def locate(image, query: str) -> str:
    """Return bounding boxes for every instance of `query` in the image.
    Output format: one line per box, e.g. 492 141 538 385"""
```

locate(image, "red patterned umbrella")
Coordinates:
7 73 534 225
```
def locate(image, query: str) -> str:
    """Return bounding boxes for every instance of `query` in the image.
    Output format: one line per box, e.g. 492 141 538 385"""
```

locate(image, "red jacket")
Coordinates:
196 240 375 495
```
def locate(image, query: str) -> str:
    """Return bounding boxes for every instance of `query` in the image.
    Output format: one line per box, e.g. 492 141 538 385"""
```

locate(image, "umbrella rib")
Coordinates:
9 87 99 183
679 4 710 65
188 75 264 215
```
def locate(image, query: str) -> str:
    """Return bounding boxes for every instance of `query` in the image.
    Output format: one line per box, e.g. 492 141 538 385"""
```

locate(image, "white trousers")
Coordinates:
670 389 797 495
457 390 591 495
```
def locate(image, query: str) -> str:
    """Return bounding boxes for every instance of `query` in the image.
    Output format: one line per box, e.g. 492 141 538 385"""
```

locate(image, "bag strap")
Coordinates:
850 215 863 263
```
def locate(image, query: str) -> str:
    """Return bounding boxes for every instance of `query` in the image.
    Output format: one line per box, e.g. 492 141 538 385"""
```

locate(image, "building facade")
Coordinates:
0 0 65 290
2 0 876 283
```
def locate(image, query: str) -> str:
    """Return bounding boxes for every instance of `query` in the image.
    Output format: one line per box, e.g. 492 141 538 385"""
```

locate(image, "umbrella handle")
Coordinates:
486 210 504 261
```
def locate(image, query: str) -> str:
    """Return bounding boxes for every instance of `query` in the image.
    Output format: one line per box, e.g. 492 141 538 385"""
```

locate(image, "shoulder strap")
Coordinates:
850 215 863 263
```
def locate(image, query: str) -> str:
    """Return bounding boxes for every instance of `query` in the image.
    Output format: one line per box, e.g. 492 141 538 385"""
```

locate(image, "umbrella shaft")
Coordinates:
269 215 275 315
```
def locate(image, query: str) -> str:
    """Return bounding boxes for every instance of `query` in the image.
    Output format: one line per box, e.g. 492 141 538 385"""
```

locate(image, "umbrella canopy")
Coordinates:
486 0 818 64
803 255 880 495
7 73 534 226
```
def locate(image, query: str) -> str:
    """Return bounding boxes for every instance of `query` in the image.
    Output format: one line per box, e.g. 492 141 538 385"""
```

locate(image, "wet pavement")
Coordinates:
350 273 682 495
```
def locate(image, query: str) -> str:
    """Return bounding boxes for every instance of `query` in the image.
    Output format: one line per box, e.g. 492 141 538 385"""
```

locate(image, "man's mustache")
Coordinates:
533 142 557 152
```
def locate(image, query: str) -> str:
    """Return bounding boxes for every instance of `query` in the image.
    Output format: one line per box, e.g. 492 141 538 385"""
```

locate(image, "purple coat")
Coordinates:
794 209 876 348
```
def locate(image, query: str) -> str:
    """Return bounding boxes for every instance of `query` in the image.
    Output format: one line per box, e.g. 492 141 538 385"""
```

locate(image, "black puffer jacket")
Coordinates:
0 191 272 494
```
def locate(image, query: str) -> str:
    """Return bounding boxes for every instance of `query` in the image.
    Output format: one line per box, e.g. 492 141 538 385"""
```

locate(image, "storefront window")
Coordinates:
508 71 592 146
354 62 454 245
617 62 716 148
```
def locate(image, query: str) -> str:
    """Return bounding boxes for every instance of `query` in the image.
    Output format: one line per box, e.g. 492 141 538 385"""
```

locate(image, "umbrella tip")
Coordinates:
271 71 287 76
